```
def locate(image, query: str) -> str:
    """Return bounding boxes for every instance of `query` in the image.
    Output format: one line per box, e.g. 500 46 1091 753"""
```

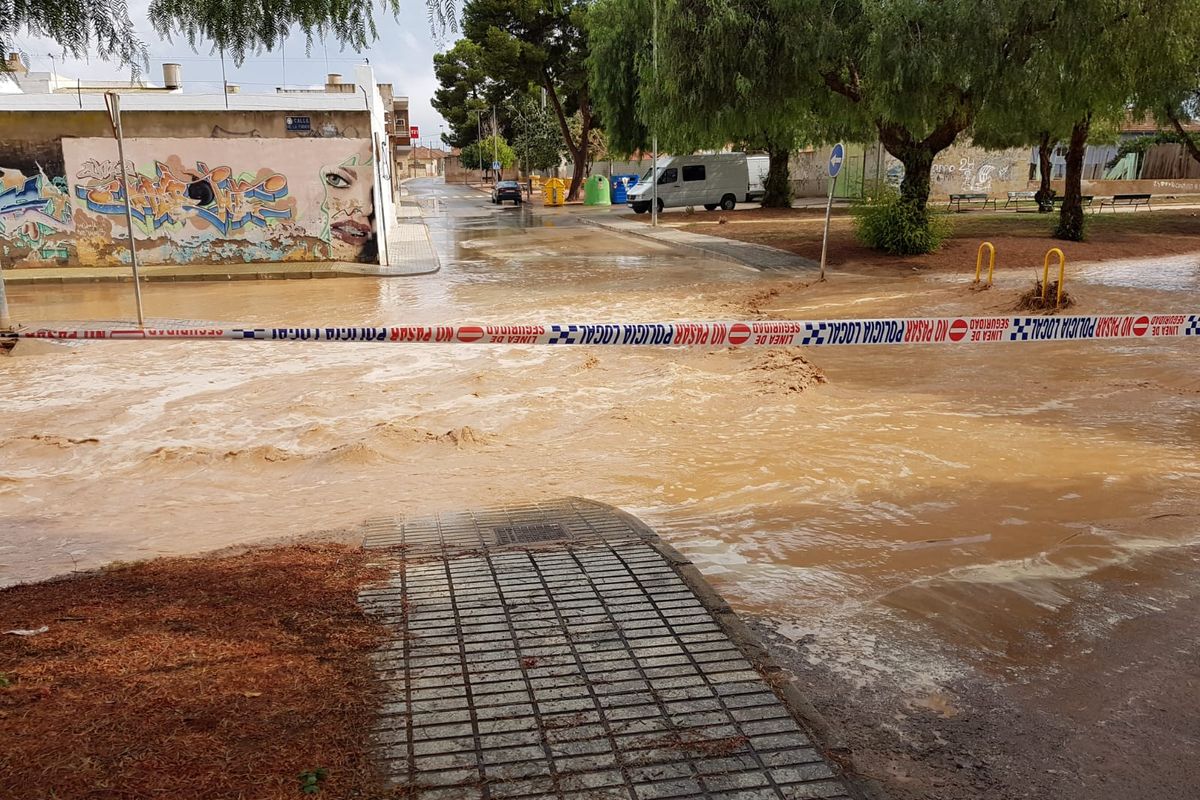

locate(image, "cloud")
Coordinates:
3 0 454 135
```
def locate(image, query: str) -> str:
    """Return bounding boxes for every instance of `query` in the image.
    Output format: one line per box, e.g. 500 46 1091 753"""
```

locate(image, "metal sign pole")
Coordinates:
818 142 845 283
818 177 836 282
105 92 145 327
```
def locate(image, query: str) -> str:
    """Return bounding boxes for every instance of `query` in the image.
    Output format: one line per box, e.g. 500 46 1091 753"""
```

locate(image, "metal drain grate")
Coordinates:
493 522 570 545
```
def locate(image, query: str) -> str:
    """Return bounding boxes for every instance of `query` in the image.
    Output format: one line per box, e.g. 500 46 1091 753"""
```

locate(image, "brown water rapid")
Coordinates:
3 180 1198 692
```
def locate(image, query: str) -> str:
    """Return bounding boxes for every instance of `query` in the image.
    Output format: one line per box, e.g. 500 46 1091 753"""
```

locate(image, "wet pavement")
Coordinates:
359 499 854 800
2 179 1200 782
578 216 816 272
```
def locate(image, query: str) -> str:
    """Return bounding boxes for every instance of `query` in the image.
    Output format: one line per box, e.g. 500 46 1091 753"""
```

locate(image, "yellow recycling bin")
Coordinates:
543 177 566 207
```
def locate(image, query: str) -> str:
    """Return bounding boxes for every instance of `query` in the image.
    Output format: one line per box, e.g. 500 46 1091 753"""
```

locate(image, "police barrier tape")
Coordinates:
6 314 1199 346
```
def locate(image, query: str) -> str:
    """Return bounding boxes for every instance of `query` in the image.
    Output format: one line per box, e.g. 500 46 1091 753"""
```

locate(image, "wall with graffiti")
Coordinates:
787 141 1028 200
882 143 1028 199
1 137 377 267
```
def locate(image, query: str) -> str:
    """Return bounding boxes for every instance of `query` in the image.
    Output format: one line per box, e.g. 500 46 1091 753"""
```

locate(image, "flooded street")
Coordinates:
3 178 1200 705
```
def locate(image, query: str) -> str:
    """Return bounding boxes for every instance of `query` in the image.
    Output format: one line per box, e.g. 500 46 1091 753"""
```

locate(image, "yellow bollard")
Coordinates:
974 241 996 286
1041 247 1066 307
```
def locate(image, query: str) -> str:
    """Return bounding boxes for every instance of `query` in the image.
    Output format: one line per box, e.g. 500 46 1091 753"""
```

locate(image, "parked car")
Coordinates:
491 180 523 205
627 153 755 213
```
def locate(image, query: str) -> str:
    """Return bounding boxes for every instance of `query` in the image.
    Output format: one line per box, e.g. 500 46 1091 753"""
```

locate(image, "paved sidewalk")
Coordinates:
0 262 365 284
371 196 441 276
579 218 817 273
358 499 856 800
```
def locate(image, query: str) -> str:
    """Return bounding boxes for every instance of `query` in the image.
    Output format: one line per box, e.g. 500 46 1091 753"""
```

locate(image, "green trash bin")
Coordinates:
583 174 611 206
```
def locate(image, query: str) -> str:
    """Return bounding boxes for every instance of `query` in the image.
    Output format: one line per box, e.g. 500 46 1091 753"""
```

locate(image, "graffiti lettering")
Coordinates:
75 161 292 235
0 171 71 225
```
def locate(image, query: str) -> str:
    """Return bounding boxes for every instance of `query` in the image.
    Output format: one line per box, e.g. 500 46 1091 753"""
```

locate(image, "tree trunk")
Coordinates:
1055 114 1091 242
1035 131 1055 212
568 147 587 201
762 147 793 208
896 149 934 209
566 95 593 201
877 111 968 213
878 135 936 211
541 70 585 200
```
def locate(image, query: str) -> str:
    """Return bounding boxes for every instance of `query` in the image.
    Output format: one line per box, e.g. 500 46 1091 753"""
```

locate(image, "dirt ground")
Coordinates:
750 543 1200 800
655 207 1200 274
0 542 389 799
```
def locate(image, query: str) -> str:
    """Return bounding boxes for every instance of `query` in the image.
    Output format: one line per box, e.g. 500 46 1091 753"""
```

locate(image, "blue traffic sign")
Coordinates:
492 160 502 171
828 143 845 178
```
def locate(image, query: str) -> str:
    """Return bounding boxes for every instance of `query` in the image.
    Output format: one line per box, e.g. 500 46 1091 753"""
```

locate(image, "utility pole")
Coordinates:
104 92 145 327
492 105 499 180
0 263 11 331
651 0 659 227
220 48 229 109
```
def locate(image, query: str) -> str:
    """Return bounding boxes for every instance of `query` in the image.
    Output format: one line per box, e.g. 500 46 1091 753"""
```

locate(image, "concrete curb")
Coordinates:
597 499 886 800
0 269 362 285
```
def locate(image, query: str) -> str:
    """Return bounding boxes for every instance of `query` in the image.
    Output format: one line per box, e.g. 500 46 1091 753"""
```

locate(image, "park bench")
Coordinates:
1050 195 1095 209
946 193 997 212
1004 191 1038 211
1098 193 1152 212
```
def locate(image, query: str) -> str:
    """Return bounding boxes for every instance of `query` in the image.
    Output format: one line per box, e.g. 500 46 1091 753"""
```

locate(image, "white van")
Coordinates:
746 155 770 202
627 153 758 213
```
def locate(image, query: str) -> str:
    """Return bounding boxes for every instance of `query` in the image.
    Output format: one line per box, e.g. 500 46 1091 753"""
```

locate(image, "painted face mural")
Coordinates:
321 155 378 263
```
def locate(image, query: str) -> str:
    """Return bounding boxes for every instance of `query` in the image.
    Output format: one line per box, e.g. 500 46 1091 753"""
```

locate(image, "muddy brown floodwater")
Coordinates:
3 181 1199 796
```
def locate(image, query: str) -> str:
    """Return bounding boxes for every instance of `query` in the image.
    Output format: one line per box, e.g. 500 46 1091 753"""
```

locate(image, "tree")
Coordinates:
458 134 515 172
1009 2 1184 240
2 0 144 68
4 0 450 68
508 94 565 172
782 0 1060 220
432 40 501 149
588 0 821 208
461 0 594 199
1129 3 1200 166
569 111 607 174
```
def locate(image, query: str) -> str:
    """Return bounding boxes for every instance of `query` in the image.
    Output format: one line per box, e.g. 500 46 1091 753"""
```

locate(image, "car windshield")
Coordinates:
498 181 519 188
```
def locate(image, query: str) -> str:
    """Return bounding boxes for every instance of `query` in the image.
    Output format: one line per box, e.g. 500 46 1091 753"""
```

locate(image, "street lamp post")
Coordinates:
439 124 445 176
492 105 499 179
471 110 484 182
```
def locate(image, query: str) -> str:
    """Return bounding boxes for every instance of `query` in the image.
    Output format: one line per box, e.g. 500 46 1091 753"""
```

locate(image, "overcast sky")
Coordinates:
5 0 452 143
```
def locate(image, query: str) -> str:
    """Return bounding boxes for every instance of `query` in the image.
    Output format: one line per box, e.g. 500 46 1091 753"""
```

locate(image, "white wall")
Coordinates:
355 64 397 267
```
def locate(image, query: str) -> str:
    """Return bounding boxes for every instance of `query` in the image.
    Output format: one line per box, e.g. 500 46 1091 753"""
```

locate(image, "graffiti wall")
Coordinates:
883 143 1028 199
787 141 1028 199
0 163 74 262
1 137 377 267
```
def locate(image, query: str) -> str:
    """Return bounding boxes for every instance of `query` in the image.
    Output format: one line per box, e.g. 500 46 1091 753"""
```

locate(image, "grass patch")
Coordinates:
674 208 1200 273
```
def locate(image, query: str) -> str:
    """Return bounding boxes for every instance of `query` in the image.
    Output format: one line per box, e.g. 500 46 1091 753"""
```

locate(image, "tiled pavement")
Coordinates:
358 499 855 800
